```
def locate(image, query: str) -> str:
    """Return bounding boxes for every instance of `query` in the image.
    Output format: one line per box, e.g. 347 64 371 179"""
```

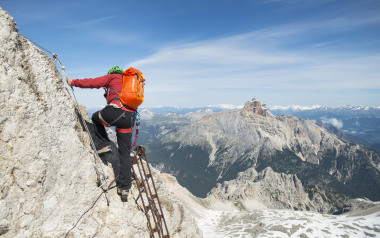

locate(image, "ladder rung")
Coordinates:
152 194 158 199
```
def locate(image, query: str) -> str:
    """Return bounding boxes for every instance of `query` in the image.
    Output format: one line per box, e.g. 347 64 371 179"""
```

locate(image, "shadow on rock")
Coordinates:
74 105 121 181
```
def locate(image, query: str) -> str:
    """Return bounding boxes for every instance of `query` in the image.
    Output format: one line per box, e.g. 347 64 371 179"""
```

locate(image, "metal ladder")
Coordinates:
131 146 170 238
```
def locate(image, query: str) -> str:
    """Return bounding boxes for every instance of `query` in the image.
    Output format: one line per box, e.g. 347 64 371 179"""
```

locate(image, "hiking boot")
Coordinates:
118 188 129 202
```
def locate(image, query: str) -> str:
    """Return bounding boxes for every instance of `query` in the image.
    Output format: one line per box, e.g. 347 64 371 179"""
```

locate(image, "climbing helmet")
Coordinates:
107 65 123 74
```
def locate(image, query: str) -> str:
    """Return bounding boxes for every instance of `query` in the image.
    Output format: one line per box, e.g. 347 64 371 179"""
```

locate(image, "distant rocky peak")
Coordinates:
241 97 273 117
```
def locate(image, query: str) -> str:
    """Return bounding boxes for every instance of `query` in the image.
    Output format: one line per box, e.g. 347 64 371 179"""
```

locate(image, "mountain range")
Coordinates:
139 98 380 203
138 104 380 117
134 102 380 148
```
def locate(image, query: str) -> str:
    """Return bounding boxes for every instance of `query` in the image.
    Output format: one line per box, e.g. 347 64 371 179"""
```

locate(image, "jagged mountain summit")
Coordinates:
241 97 273 117
0 7 200 237
147 98 380 200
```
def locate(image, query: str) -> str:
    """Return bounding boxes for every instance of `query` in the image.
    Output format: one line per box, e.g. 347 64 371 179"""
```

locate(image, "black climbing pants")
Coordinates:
92 105 135 190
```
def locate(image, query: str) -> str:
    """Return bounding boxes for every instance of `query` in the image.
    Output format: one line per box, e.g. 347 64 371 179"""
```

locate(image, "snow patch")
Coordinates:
270 105 322 111
208 104 244 110
198 208 380 238
139 108 154 119
207 133 217 165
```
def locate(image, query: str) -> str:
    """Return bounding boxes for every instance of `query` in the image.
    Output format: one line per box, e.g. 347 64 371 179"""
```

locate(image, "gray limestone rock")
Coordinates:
0 7 201 237
206 167 324 212
205 167 377 215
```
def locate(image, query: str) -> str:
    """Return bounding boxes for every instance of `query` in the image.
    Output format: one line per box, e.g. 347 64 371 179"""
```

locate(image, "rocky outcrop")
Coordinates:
241 97 273 117
205 167 349 213
0 7 201 237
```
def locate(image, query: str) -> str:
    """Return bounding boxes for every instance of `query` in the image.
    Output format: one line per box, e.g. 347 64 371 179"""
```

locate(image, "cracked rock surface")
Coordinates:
0 7 201 238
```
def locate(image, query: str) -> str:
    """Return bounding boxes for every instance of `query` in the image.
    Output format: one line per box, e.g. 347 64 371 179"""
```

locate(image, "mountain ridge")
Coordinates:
145 98 380 200
136 100 380 146
134 103 380 115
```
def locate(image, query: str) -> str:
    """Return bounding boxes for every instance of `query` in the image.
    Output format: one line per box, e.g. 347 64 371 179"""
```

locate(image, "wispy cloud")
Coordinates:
64 16 117 28
129 16 380 106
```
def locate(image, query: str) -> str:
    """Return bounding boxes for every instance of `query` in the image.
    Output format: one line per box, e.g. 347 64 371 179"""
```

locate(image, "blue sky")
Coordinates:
2 0 380 108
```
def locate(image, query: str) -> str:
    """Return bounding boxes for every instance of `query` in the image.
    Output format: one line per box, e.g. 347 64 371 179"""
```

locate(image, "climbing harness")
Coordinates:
103 86 141 147
131 146 170 238
25 37 111 205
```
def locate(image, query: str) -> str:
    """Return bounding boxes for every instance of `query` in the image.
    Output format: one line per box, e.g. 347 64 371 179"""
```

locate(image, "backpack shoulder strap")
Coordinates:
106 87 120 104
109 87 119 94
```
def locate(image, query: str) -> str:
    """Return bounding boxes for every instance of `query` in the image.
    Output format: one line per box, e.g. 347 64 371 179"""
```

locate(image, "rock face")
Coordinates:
241 97 273 117
0 8 201 237
205 167 348 214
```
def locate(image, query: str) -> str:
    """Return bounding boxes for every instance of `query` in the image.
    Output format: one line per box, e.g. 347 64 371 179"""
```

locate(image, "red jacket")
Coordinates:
71 74 123 104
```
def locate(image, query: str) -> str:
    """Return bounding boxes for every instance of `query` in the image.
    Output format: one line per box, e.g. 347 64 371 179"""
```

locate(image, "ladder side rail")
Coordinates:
139 148 170 237
131 160 156 238
145 165 170 237
140 160 165 236
136 155 162 238
134 155 161 237
145 169 169 236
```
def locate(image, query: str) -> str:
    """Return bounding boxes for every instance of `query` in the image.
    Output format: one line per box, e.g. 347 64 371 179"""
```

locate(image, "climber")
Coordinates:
66 66 134 202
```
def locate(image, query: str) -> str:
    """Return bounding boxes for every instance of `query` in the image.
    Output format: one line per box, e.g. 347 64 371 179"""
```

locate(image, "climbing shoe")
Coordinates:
118 188 129 202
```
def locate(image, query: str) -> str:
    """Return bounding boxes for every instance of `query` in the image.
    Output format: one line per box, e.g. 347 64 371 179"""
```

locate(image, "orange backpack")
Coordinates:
119 67 145 110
